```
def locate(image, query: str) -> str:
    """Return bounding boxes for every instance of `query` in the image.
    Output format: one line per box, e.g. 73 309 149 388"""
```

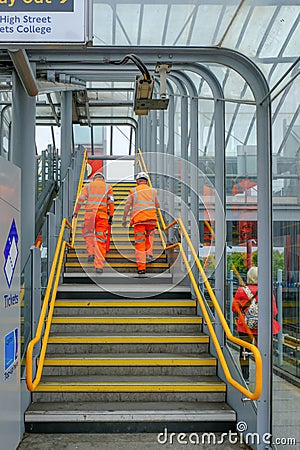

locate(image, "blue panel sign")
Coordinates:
0 0 74 12
4 328 18 371
3 218 19 289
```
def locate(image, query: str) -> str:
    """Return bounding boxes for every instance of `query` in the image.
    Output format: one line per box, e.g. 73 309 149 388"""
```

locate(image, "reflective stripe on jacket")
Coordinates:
75 179 114 217
130 184 157 225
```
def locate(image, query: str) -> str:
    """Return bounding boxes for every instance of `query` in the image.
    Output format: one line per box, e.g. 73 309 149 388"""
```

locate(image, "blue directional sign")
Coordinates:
0 0 74 12
4 328 18 371
3 219 19 289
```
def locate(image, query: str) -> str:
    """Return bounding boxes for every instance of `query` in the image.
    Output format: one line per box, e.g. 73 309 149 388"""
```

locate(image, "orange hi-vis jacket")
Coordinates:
75 178 114 218
128 184 158 226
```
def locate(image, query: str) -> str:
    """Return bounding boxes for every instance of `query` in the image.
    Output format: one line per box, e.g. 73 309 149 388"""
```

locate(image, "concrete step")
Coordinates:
53 298 197 316
45 332 209 355
50 315 203 334
76 212 141 219
75 221 162 229
74 219 161 228
25 400 236 433
56 284 192 299
65 255 169 273
64 262 169 273
62 272 173 285
32 375 226 403
47 333 209 344
74 236 162 244
41 352 217 377
70 245 164 253
74 229 137 235
67 252 167 260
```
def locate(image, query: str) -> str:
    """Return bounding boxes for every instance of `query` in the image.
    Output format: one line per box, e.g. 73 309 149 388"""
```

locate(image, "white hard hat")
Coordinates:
93 172 105 180
136 171 148 181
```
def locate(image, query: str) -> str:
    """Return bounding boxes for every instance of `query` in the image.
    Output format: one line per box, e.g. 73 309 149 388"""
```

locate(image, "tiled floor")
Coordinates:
16 357 300 449
16 374 300 450
273 373 300 449
17 432 251 450
226 346 299 448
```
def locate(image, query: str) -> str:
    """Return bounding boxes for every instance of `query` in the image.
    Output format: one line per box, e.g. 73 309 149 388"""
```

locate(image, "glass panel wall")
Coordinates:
271 73 300 448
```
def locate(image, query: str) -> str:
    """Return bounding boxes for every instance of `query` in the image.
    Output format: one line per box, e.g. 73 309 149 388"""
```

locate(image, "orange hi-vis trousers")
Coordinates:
82 211 97 257
94 216 109 269
133 222 156 271
82 212 108 269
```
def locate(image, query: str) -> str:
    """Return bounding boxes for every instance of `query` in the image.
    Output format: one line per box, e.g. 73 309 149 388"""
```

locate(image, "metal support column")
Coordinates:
256 88 273 448
60 91 73 182
167 83 175 241
158 109 165 192
188 63 226 346
140 116 147 155
174 71 199 253
0 105 11 157
146 114 152 176
170 76 189 231
151 110 157 185
47 212 56 278
214 96 226 346
30 246 41 362
11 70 36 269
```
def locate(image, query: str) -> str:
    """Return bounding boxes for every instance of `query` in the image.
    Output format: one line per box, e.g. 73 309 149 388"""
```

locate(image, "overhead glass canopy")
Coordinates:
93 0 299 83
0 0 299 156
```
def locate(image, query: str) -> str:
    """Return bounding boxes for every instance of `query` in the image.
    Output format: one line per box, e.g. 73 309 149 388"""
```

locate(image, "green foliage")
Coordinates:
228 252 246 274
227 249 284 280
272 249 284 278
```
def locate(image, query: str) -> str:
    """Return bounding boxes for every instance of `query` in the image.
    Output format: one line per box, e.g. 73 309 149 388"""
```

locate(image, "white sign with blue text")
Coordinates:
0 156 21 450
0 0 90 44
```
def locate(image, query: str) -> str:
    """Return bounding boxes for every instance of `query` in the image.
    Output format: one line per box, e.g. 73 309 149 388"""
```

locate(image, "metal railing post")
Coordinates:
68 160 75 218
47 212 56 279
31 246 41 378
62 178 69 221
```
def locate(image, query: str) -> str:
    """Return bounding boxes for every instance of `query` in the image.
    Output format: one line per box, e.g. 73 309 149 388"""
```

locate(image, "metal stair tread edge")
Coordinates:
25 401 235 422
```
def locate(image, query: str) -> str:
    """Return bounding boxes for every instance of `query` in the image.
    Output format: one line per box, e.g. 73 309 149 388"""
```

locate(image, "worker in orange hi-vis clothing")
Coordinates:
122 172 160 275
73 172 114 274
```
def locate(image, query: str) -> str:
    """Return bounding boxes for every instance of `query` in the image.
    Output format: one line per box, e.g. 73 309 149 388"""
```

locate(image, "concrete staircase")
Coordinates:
25 181 236 433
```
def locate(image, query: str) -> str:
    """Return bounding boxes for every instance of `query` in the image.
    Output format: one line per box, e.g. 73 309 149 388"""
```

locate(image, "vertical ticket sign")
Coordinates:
0 157 21 450
0 0 92 44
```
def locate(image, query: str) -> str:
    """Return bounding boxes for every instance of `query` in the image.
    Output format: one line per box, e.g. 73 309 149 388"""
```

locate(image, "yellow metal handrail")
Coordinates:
26 219 72 391
136 149 262 400
70 149 88 247
167 218 262 400
137 148 166 246
26 150 88 392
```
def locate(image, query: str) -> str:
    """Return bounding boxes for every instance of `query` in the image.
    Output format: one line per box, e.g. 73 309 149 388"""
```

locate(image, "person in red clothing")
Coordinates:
232 266 280 380
232 177 257 196
122 171 160 275
73 172 114 273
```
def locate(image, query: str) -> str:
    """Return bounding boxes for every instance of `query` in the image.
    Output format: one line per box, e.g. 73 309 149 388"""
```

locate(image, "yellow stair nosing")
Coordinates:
36 382 226 393
74 238 162 243
65 262 169 268
54 300 196 307
51 316 202 324
72 247 164 252
42 356 216 367
48 336 209 344
67 254 166 259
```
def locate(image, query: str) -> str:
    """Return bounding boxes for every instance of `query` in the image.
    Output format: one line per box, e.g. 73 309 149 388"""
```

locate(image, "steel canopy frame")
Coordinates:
2 45 272 448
